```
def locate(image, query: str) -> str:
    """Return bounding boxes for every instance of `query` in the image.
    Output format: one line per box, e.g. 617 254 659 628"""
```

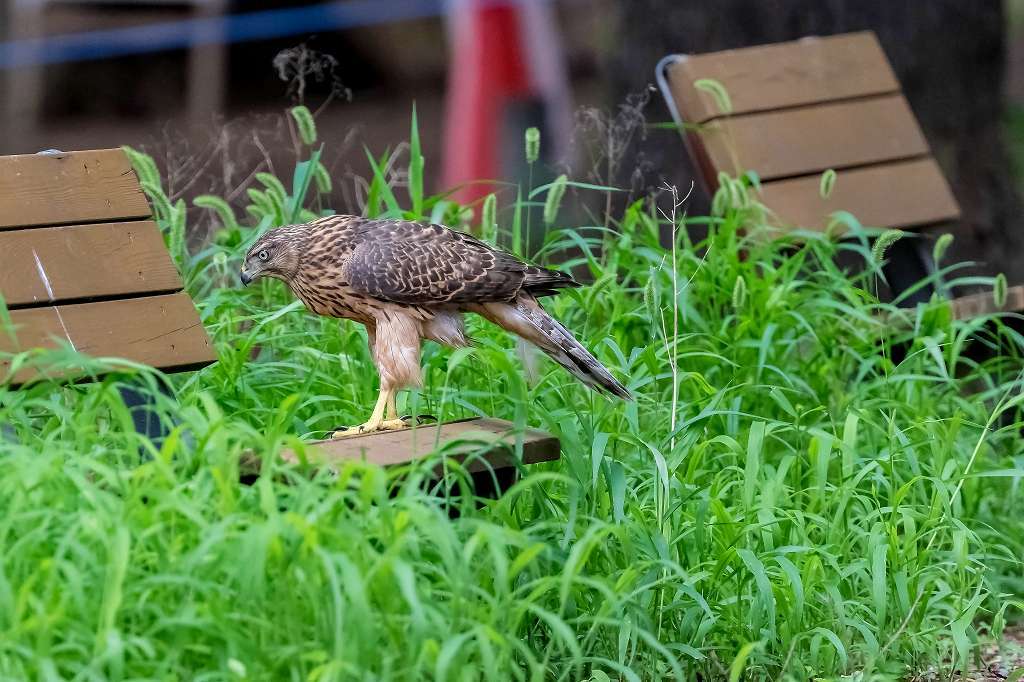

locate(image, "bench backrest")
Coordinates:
662 31 960 233
0 148 216 384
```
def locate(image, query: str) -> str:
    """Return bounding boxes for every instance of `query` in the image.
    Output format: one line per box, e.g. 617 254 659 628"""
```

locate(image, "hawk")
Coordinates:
240 215 631 436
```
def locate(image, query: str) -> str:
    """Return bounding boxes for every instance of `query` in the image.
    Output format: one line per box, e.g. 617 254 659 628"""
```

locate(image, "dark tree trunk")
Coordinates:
604 0 1024 284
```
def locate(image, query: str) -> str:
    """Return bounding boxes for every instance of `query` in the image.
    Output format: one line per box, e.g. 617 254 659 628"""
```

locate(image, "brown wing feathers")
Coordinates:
344 219 578 304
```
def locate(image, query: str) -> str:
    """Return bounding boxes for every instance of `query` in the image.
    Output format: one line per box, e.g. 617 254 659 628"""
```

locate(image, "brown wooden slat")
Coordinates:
0 221 182 308
0 149 151 230
700 94 929 181
280 418 560 473
1 292 215 384
668 31 899 123
757 158 960 232
951 285 1024 321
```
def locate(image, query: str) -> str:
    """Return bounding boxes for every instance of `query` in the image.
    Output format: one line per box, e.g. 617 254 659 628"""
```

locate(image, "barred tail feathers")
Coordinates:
474 297 632 400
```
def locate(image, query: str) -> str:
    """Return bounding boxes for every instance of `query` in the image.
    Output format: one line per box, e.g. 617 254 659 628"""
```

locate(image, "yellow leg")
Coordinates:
385 392 429 427
386 392 399 421
332 387 408 439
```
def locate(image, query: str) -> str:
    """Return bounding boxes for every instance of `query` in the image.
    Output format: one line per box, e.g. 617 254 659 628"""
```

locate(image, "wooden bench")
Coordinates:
657 31 1024 321
0 148 216 384
0 148 558 494
241 417 562 498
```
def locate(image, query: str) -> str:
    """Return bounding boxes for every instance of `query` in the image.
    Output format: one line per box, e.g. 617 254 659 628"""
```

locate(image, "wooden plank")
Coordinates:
667 31 899 123
0 149 151 229
951 285 1024 321
280 418 560 474
0 221 182 308
1 292 215 384
699 94 929 181
757 158 960 232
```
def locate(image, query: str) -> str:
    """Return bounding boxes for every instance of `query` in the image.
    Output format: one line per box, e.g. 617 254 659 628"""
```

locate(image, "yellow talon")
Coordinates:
330 418 410 439
329 388 410 439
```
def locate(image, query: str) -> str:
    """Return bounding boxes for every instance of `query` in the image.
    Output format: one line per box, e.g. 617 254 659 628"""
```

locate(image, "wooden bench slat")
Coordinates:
1 292 215 384
0 149 152 230
951 285 1024 320
0 221 183 308
668 32 900 123
758 158 960 232
700 94 930 181
282 418 560 473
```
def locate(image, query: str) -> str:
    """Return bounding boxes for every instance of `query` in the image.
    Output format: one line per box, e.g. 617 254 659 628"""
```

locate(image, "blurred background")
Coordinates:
1 0 1023 281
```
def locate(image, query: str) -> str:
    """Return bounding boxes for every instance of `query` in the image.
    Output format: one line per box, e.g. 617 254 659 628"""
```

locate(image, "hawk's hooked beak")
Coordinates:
239 269 252 286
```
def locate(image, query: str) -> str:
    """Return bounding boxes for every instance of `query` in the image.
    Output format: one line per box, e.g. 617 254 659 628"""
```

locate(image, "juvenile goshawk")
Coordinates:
240 215 630 436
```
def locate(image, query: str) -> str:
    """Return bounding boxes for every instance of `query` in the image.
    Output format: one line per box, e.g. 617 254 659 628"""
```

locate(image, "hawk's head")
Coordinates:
240 226 305 285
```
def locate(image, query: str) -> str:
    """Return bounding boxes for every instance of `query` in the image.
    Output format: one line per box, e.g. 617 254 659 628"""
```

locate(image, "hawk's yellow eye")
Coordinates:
258 250 269 261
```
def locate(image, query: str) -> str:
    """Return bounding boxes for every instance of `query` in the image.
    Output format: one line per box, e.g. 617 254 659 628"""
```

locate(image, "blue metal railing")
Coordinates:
0 0 448 69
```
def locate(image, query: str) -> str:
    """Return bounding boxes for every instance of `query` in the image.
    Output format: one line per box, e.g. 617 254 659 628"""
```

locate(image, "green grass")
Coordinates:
2 110 1024 681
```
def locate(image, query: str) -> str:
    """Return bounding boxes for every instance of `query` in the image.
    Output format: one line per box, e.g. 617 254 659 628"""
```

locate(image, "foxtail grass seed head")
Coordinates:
933 233 954 265
524 127 540 163
123 145 161 187
290 105 318 145
481 193 498 244
711 172 735 216
819 169 837 199
694 78 733 115
544 175 568 225
140 181 173 221
994 272 1008 308
313 161 332 193
193 194 239 231
871 229 904 263
247 188 272 216
729 178 747 209
257 172 288 203
731 275 747 310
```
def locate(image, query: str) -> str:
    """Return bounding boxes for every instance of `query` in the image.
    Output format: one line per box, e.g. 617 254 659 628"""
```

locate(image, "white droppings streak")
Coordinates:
32 249 55 300
54 307 76 351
